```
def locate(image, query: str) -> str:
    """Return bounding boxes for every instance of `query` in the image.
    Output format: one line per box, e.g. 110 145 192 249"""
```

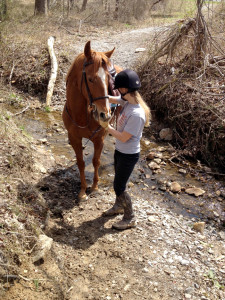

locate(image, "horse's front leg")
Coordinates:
69 133 87 200
91 137 104 192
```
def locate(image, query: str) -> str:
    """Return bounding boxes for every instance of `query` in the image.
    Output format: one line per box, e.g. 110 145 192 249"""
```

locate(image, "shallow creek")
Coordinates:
14 108 225 226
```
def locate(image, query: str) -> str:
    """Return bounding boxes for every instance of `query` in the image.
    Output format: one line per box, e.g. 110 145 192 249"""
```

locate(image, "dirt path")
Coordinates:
3 26 225 300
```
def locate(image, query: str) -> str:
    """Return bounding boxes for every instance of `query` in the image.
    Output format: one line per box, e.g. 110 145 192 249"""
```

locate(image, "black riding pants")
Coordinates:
113 149 140 197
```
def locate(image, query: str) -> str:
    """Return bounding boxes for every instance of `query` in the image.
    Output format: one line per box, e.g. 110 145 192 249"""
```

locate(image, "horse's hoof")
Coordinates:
90 185 98 192
78 193 88 201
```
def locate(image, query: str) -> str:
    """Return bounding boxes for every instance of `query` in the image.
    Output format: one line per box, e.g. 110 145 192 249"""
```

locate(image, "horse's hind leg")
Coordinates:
69 133 87 200
91 138 104 192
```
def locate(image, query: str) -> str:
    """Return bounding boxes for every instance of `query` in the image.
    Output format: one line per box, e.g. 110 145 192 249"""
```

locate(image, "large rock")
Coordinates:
32 234 53 263
159 128 173 141
185 187 205 197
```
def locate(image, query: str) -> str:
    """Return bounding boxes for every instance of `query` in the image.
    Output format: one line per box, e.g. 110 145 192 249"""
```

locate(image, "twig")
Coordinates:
59 26 76 35
9 61 15 90
18 275 47 282
175 219 194 237
0 263 13 267
4 231 35 238
13 103 30 116
3 274 48 282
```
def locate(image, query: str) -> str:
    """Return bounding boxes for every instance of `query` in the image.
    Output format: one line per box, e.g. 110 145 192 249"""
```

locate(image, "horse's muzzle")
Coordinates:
100 112 111 122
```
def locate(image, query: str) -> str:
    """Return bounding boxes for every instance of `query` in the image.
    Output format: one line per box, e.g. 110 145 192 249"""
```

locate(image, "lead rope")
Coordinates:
82 125 103 149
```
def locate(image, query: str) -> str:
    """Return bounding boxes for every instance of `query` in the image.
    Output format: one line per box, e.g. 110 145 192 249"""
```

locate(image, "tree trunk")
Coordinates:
34 0 48 15
0 0 7 21
81 0 88 11
70 0 75 8
114 0 119 20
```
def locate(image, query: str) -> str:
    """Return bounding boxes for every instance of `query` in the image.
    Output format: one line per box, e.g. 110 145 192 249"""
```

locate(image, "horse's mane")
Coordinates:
66 50 110 83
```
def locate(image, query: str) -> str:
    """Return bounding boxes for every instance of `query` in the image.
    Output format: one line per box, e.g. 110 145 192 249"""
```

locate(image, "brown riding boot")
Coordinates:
112 191 136 230
102 196 124 216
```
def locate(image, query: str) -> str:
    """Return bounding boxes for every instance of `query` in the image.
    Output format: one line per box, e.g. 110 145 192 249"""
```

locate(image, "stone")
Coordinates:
154 158 162 164
193 222 205 234
148 162 160 170
185 187 205 197
159 128 173 141
135 48 146 53
170 182 181 193
178 168 187 174
148 216 157 223
146 152 155 160
219 231 225 240
32 234 53 263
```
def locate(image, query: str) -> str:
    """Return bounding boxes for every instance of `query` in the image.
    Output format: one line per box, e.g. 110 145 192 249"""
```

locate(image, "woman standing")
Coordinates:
103 69 151 230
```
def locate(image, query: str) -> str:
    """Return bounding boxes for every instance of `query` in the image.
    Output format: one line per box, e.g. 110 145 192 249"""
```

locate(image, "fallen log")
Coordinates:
46 36 58 107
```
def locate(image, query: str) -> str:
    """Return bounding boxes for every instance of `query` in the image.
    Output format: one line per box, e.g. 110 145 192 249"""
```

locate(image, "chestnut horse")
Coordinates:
62 41 121 200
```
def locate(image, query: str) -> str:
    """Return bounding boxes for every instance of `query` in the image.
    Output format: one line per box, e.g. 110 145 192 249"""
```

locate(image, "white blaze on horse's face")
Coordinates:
98 66 110 117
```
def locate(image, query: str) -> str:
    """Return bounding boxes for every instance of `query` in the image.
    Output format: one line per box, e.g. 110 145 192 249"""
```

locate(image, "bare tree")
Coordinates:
81 0 88 11
114 0 119 19
34 0 48 15
0 0 7 21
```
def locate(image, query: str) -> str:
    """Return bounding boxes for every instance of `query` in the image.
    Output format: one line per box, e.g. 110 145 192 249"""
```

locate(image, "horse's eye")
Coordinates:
88 78 94 83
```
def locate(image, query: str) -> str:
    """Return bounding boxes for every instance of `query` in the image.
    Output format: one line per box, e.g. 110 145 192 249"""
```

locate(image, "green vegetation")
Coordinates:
44 106 51 113
205 270 224 290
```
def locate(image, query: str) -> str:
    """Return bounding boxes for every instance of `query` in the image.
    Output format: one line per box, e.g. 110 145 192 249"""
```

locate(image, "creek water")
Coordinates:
13 107 225 226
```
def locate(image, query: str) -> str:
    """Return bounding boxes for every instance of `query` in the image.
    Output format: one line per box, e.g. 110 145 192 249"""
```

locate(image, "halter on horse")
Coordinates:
62 41 121 200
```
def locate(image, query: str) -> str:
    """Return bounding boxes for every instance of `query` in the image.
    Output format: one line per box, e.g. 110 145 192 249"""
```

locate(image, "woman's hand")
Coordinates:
108 125 132 143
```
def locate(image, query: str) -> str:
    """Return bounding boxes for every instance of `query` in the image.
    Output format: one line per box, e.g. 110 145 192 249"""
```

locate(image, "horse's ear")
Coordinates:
84 41 92 60
105 47 115 58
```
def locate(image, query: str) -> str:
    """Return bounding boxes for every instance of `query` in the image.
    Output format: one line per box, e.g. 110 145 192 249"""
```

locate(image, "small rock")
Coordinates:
34 163 47 174
159 128 173 141
185 187 205 197
170 182 181 193
32 234 53 263
215 190 221 196
154 158 161 164
135 47 146 53
193 222 205 234
157 146 166 152
148 162 160 170
124 284 130 291
143 267 149 273
180 259 190 266
213 211 219 217
148 216 157 223
144 140 151 146
219 231 225 240
178 168 187 174
159 185 167 191
184 294 192 299
146 152 155 160
38 138 48 144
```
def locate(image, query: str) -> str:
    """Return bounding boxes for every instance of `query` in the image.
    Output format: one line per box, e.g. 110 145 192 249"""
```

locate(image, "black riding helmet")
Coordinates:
114 69 141 92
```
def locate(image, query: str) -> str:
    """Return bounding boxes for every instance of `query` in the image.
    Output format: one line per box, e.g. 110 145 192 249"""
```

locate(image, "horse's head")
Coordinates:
80 41 115 128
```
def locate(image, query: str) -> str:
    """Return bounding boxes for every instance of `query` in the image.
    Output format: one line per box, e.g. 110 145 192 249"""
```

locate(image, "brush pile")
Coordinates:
139 1 225 171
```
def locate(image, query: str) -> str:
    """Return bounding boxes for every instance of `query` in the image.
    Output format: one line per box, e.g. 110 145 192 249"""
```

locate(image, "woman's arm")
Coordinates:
109 95 122 104
108 125 132 143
